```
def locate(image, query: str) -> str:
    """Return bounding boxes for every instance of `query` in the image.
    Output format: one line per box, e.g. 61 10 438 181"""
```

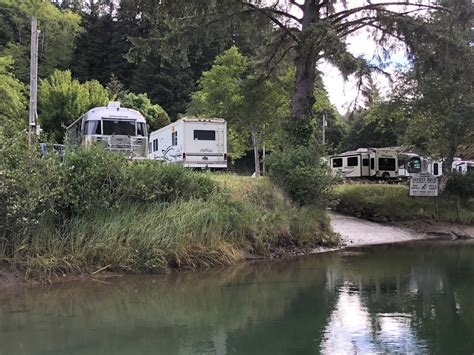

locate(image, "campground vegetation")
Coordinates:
0 1 473 275
334 182 474 225
0 137 337 277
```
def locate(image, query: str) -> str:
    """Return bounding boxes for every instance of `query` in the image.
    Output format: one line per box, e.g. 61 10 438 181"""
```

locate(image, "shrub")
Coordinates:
446 171 474 199
266 145 334 207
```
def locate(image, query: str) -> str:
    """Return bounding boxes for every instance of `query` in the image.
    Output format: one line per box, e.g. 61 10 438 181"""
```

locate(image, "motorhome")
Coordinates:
66 102 148 159
330 147 422 180
148 118 227 169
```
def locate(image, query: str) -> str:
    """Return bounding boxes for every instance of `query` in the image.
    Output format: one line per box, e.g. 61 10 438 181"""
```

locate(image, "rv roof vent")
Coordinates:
107 101 121 110
356 148 369 152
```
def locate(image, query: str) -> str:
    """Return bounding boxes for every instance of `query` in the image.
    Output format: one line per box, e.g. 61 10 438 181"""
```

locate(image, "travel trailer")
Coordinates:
148 118 227 169
452 158 474 174
330 147 422 180
66 102 148 159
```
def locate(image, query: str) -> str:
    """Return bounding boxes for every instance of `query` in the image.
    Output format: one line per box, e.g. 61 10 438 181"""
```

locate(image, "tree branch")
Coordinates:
329 2 447 24
289 0 304 11
239 1 301 42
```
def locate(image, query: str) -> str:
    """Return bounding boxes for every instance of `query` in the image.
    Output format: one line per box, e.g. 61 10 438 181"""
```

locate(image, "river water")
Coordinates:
1 241 474 355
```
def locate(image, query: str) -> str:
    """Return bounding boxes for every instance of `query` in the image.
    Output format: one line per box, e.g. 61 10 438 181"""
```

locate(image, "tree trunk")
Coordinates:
289 0 319 145
439 144 457 193
251 128 260 177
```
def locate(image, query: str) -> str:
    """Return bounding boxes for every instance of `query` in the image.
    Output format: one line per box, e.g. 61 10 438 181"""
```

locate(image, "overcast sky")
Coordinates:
285 0 434 114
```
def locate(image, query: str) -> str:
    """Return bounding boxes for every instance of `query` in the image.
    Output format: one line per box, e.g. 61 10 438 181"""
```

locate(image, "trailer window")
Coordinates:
84 120 101 135
362 159 369 167
103 120 136 136
371 158 375 170
332 158 342 168
433 163 439 176
153 139 158 152
398 159 406 169
172 131 177 146
194 130 216 141
379 158 396 171
347 157 358 167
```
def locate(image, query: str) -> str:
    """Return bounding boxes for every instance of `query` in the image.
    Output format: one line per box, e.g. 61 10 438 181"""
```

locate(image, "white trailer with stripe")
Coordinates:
148 118 227 168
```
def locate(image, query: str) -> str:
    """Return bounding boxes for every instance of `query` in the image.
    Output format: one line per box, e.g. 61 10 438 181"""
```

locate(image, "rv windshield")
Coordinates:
102 119 136 136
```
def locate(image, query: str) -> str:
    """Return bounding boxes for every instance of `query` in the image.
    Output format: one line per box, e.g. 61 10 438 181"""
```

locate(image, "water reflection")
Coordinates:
0 242 473 354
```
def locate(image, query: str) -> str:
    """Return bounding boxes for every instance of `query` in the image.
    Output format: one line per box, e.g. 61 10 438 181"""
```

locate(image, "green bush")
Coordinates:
446 171 474 199
266 145 334 207
122 161 216 203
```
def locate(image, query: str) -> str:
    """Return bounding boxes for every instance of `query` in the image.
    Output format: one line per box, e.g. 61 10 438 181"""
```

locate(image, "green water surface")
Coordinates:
1 241 474 354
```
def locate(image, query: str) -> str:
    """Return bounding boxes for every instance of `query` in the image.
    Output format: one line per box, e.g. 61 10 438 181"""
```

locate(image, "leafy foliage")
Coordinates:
0 0 82 81
119 92 170 132
0 56 27 132
266 145 334 207
189 46 290 165
38 69 109 142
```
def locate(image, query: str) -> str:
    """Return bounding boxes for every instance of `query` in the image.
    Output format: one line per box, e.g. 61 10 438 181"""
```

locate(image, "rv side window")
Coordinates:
194 130 216 141
370 158 375 169
84 120 101 135
407 157 422 173
332 158 342 168
137 123 146 136
379 158 396 171
433 163 439 176
362 159 369 167
347 157 358 167
153 139 158 152
172 132 177 146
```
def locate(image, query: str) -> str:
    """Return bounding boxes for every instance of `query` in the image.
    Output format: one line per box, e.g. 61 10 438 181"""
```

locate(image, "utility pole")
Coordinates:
28 15 39 147
322 112 327 145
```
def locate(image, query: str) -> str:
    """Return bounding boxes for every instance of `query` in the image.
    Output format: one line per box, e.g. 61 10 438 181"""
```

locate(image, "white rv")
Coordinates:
452 158 474 174
330 147 422 180
148 118 227 169
66 102 148 159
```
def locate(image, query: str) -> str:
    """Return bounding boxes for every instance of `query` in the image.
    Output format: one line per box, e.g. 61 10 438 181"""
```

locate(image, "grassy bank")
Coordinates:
334 184 474 224
1 145 338 278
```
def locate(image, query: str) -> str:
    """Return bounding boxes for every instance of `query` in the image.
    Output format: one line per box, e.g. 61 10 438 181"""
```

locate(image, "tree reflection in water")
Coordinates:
0 241 473 354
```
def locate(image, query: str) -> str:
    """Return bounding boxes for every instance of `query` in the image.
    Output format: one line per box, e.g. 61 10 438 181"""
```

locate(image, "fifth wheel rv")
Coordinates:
148 118 227 169
330 147 422 180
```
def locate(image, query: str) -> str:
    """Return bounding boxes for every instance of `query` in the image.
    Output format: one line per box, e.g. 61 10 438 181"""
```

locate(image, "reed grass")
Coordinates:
6 176 338 278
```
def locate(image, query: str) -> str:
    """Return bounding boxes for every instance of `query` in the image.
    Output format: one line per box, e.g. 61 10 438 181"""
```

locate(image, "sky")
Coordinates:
320 30 410 114
285 0 434 114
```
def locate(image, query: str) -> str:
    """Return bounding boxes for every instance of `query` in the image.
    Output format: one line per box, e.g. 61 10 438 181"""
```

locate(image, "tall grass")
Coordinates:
4 172 338 277
334 184 474 224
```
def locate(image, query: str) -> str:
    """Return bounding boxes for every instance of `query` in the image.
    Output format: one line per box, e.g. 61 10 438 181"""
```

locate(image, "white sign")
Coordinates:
410 172 439 197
